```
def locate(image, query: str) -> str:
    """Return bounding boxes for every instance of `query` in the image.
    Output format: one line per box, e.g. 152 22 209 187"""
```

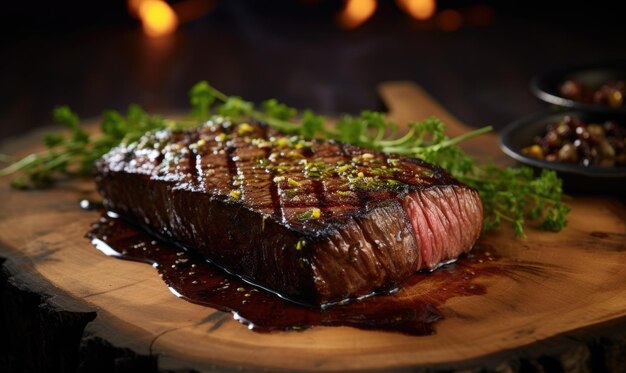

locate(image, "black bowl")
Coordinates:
499 110 626 194
530 60 626 114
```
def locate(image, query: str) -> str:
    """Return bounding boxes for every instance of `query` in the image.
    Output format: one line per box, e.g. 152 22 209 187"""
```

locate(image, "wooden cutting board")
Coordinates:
1 82 625 372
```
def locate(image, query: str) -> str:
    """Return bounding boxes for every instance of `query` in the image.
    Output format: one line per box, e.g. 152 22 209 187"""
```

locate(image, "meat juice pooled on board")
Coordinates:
88 209 497 335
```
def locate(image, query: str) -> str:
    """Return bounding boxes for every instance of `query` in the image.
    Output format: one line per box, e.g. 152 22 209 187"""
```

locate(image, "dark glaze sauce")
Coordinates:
87 208 500 336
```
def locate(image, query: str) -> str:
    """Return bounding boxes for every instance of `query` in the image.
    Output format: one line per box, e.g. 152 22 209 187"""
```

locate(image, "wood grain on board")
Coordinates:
1 81 625 372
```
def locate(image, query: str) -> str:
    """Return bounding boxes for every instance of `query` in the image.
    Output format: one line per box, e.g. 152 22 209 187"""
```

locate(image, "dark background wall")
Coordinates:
2 0 625 141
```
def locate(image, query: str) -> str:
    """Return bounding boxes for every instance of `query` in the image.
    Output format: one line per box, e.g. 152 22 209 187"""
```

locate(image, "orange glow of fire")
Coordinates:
172 0 215 23
129 0 179 37
436 9 462 31
396 0 436 21
337 0 377 30
139 0 178 37
128 0 144 16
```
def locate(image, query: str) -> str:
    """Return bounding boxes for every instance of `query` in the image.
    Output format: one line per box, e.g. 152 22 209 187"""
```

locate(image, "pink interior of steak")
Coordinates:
401 186 483 269
309 184 484 304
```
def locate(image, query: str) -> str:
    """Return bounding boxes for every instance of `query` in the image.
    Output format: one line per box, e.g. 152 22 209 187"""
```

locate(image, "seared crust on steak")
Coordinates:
94 118 483 305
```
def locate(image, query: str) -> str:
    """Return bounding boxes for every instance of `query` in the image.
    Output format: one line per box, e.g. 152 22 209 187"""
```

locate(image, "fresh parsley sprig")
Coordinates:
0 105 175 189
0 81 569 235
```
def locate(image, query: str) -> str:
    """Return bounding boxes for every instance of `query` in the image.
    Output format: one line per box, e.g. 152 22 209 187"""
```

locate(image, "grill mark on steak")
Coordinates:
95 119 483 305
155 152 164 168
187 149 198 180
338 142 370 211
309 168 328 216
311 180 326 209
302 143 328 214
269 175 284 221
225 144 238 188
259 124 284 221
198 134 229 195
184 130 204 189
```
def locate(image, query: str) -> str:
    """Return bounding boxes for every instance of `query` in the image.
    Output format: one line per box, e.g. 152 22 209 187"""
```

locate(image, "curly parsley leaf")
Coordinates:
0 81 569 235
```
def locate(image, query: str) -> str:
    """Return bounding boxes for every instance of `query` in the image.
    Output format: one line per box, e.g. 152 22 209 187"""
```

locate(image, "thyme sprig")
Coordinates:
0 81 569 235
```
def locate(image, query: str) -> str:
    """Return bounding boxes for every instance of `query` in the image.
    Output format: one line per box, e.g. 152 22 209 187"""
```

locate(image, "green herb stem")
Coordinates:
0 80 569 236
432 125 493 148
0 153 41 176
377 127 418 147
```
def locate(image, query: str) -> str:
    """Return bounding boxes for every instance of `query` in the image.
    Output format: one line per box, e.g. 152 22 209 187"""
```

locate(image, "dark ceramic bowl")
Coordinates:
530 61 626 114
500 110 626 194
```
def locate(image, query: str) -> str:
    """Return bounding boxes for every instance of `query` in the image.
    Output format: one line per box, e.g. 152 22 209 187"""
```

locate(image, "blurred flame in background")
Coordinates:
336 0 494 31
337 0 377 30
128 0 214 37
139 0 178 37
129 0 178 37
127 0 493 36
436 9 462 31
395 0 436 21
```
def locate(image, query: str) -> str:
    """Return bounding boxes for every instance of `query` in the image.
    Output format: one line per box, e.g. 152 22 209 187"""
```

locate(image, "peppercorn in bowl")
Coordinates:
500 110 626 194
531 60 626 114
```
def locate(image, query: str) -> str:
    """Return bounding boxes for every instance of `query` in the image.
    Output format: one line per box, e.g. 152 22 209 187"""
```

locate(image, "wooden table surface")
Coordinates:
1 82 626 372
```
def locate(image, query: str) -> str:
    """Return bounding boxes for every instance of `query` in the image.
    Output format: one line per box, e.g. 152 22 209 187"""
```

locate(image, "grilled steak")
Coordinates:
94 118 483 306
